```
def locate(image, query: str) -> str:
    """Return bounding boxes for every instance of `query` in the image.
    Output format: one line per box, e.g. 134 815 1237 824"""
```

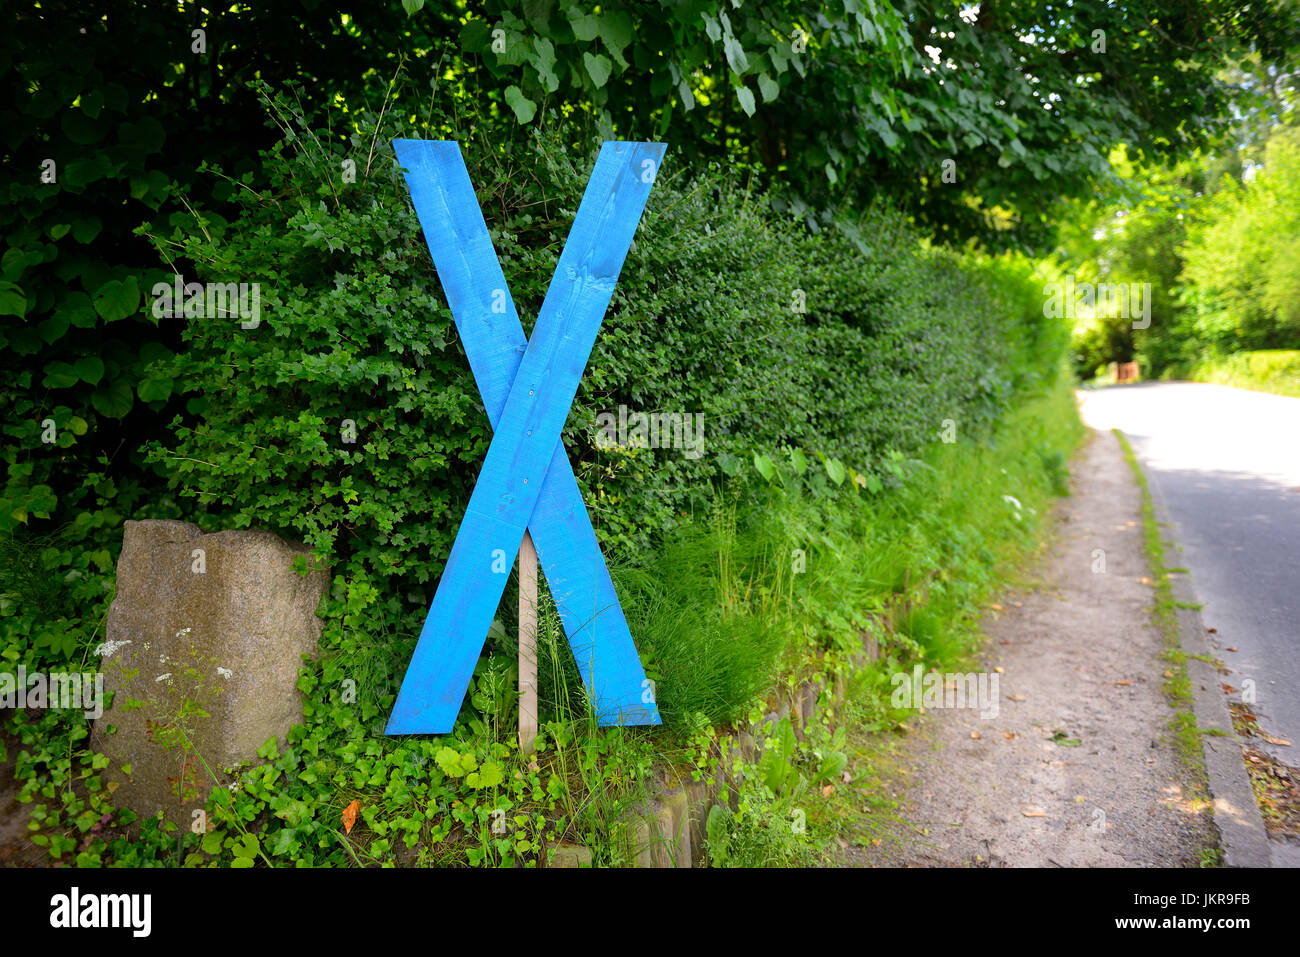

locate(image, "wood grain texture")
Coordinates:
386 139 664 734
517 530 537 754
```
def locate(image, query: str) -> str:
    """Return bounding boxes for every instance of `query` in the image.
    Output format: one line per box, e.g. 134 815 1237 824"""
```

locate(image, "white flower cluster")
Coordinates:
93 639 132 659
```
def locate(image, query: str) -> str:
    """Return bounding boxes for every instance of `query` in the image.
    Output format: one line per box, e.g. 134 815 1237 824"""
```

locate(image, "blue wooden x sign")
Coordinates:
386 139 665 735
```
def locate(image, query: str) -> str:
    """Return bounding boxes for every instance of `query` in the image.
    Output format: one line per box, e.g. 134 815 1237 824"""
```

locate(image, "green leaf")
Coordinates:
466 761 504 789
401 0 425 14
790 448 808 474
596 11 634 65
531 37 560 91
435 747 476 778
71 218 102 244
73 356 105 385
0 281 26 318
42 361 80 389
50 223 71 241
57 291 97 329
824 457 846 486
64 154 115 188
736 85 756 116
503 86 537 124
570 12 599 42
459 19 490 51
724 37 749 74
583 52 613 89
137 377 173 402
753 452 775 482
92 277 140 322
758 73 780 103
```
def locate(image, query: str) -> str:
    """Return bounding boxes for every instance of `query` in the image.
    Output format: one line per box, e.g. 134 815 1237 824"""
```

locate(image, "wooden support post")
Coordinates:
518 531 538 754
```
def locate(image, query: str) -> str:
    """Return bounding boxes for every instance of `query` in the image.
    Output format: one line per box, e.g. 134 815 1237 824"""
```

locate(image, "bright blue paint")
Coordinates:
387 140 665 735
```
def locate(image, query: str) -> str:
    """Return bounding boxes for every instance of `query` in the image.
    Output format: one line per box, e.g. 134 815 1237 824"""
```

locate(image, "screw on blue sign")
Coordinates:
386 139 665 735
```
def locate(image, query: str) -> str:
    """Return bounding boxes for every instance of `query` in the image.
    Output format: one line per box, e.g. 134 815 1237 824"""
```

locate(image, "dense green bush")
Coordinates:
1178 126 1300 357
139 87 1062 642
0 3 455 552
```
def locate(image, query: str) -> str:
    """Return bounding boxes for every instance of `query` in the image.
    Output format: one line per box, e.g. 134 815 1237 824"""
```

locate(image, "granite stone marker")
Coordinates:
91 520 326 825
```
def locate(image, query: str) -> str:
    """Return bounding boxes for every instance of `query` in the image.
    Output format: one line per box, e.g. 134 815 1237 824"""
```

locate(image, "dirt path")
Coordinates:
848 429 1215 867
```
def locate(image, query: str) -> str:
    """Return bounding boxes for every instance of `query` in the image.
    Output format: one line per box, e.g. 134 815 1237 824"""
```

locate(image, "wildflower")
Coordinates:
216 667 233 679
93 639 132 658
154 673 172 683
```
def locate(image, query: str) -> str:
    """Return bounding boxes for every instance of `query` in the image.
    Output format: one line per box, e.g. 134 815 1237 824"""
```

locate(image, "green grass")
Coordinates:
6 371 1093 869
1188 349 1300 398
1113 429 1211 800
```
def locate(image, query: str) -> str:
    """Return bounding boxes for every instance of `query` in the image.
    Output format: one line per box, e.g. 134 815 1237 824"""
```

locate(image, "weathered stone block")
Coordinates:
546 843 593 868
91 520 326 825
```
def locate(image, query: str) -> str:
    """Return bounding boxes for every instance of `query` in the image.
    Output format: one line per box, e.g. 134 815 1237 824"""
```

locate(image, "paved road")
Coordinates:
1078 382 1300 772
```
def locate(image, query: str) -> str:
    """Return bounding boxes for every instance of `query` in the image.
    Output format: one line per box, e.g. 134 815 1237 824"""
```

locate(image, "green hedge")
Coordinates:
138 89 1065 640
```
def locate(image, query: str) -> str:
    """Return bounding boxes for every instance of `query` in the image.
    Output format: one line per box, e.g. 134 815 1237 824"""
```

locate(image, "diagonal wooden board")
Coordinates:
386 139 664 735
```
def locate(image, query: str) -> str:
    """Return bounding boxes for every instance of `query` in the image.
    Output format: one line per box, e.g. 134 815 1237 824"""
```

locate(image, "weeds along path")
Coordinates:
847 429 1215 867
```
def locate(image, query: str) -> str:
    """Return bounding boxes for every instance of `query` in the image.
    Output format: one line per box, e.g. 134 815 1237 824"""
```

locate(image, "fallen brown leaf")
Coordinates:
993 666 1005 674
343 799 360 835
970 731 982 739
1004 732 1016 740
1226 646 1238 652
1022 808 1047 818
990 603 1004 611
1115 680 1132 686
1007 693 1026 702
1264 737 1292 747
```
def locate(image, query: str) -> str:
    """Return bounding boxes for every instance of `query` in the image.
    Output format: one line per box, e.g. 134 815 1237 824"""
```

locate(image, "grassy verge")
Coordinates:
1112 429 1210 800
4 373 1087 868
1186 349 1300 398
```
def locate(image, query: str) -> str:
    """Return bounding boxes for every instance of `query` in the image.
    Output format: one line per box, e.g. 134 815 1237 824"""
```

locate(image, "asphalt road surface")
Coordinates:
1078 382 1300 769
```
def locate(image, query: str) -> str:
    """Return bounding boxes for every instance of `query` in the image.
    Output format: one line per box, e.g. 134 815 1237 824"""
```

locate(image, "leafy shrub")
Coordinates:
138 86 1063 653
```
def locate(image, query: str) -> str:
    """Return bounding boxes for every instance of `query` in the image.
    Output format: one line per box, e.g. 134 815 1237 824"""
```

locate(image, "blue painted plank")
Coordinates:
390 139 659 727
387 140 664 734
